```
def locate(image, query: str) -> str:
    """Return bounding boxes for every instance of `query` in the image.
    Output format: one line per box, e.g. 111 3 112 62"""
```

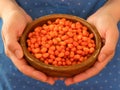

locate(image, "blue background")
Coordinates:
0 0 120 90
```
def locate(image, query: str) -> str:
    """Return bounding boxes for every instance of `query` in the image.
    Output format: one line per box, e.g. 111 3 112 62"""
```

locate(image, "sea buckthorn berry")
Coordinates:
74 54 81 59
26 18 96 66
32 48 40 53
62 27 68 33
41 30 47 35
47 20 52 25
48 50 54 55
34 26 41 32
82 26 88 31
89 33 94 38
35 53 42 59
62 62 66 66
61 35 68 40
58 52 65 57
73 41 79 46
54 50 59 56
89 47 95 53
70 52 75 58
77 35 82 40
76 50 83 55
48 59 53 64
34 43 39 48
31 38 37 44
88 43 93 48
67 43 73 48
77 46 82 50
79 57 84 62
49 54 55 59
41 47 47 53
58 61 62 66
49 46 56 51
28 47 32 52
66 60 72 65
65 51 70 56
82 37 88 41
59 41 66 46
75 22 82 28
71 47 76 52
44 60 49 65
42 53 49 58
52 60 57 66
67 31 73 37
72 61 77 65
59 20 64 25
71 23 76 29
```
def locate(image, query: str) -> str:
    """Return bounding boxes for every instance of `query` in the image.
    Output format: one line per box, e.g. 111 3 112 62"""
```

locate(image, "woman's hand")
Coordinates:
64 2 119 86
1 5 56 85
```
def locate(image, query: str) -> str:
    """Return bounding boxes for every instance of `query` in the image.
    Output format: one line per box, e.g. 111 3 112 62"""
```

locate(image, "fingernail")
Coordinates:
15 50 22 59
66 83 72 86
99 54 107 62
49 82 55 85
65 81 72 86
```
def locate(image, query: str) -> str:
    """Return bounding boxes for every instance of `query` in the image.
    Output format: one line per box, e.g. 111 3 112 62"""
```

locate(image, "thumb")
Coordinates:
6 38 23 59
2 30 23 59
98 44 115 62
98 27 119 62
19 6 33 23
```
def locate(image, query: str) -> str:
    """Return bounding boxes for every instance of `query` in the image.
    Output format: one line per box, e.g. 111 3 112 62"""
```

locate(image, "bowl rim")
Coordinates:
20 14 102 71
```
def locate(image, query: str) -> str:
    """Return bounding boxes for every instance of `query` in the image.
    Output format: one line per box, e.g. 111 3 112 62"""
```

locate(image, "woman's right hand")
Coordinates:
1 4 56 85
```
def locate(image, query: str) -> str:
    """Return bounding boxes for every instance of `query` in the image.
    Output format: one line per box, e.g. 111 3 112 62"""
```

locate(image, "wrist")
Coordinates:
0 0 20 19
103 0 120 22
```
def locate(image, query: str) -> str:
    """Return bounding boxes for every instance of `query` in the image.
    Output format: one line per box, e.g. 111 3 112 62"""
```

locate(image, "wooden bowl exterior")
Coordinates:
20 14 102 77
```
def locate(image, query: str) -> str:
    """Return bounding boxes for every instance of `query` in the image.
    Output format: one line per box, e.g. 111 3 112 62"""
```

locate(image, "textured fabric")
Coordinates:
0 0 120 90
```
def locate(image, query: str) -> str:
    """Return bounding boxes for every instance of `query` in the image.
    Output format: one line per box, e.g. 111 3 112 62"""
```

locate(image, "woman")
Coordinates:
0 0 119 90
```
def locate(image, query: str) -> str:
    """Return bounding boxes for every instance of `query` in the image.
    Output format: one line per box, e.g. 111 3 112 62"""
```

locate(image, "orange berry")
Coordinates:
74 55 81 59
41 47 47 53
42 53 49 58
34 53 42 58
27 18 96 66
58 52 64 57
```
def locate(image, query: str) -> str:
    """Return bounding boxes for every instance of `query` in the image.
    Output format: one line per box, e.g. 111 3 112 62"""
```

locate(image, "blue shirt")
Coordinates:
0 0 120 90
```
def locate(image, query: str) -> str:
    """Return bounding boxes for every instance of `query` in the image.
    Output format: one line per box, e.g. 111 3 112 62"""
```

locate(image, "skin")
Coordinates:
0 0 56 85
65 1 119 86
0 0 119 86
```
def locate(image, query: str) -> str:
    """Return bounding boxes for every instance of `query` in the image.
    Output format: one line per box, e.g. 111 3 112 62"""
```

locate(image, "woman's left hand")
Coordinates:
64 2 119 86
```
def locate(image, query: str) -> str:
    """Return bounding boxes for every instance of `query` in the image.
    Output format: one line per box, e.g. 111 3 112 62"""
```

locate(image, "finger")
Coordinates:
65 58 110 86
8 50 48 82
53 77 59 81
45 77 56 85
64 78 74 86
20 64 48 82
8 50 56 84
1 22 25 59
59 77 65 80
98 27 119 62
65 30 118 86
3 31 23 59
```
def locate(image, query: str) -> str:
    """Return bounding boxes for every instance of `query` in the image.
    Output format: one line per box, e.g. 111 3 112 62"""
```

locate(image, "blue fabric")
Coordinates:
0 0 120 90
16 0 106 19
0 19 3 54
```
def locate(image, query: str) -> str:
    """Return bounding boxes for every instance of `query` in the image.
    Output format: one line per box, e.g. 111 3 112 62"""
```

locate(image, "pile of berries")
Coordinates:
26 18 96 66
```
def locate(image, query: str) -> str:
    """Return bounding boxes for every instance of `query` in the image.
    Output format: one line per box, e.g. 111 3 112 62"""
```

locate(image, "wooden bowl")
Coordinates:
20 14 102 77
